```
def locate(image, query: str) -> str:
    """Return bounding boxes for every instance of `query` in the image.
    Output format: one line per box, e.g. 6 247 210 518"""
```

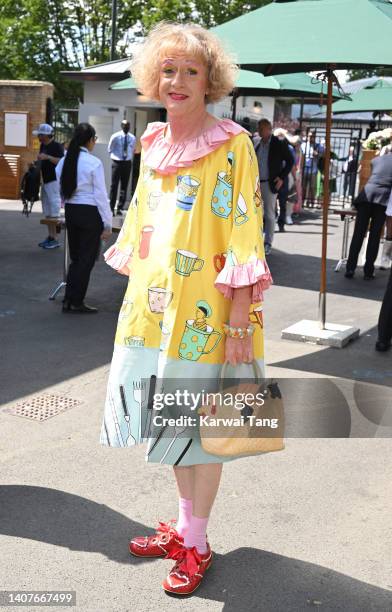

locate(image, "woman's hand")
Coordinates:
101 228 112 241
225 285 253 367
225 335 253 367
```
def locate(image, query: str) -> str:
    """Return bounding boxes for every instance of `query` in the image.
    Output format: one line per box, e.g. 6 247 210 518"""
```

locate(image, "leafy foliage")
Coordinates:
0 0 272 103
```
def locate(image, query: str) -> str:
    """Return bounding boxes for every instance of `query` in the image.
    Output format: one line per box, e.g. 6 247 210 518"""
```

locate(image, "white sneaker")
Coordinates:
286 215 293 225
379 239 392 270
265 244 272 256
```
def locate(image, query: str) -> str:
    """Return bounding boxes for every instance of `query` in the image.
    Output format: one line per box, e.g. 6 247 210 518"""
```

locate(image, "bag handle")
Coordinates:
219 360 264 392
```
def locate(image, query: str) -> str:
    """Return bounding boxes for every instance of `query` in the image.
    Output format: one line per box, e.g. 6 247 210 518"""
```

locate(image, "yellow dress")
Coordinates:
100 120 272 465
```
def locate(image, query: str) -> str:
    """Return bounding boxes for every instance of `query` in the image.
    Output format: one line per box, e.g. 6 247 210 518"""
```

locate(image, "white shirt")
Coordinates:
56 148 112 230
108 130 136 161
386 189 392 217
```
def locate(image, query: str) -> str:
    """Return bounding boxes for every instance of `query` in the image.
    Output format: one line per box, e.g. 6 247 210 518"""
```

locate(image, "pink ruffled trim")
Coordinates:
215 259 273 303
104 244 132 276
141 119 249 175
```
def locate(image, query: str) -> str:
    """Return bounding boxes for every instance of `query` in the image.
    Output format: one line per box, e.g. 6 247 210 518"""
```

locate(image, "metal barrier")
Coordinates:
301 126 362 208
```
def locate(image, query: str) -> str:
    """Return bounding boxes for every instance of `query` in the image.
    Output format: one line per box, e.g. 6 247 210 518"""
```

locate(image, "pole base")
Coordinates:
281 319 360 348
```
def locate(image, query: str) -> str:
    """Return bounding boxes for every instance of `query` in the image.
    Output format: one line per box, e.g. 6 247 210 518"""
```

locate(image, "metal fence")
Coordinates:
301 126 362 208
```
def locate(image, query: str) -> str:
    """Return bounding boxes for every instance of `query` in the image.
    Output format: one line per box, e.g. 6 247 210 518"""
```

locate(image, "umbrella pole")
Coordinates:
318 70 333 329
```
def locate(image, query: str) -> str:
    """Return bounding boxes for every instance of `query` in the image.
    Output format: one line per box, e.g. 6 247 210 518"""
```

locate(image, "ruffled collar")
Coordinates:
140 118 249 175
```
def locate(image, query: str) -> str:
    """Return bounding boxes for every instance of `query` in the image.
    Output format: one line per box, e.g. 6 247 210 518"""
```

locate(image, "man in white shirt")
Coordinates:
108 120 136 215
376 190 392 351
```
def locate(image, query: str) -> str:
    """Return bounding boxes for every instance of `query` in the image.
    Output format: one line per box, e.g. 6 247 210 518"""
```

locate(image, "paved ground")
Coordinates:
1 199 391 612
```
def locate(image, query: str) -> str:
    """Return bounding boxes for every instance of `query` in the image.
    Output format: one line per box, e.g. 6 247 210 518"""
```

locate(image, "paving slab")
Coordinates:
1 200 391 612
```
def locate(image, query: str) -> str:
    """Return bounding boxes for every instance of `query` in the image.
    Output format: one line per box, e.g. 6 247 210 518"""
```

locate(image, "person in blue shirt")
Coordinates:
107 120 136 215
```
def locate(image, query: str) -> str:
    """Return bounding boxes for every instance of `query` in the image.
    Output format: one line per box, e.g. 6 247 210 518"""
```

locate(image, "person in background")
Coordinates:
341 144 359 201
376 192 392 351
345 152 392 280
301 130 323 207
273 128 296 230
254 119 293 253
108 120 136 215
56 123 112 314
33 123 64 249
365 120 377 139
288 134 303 216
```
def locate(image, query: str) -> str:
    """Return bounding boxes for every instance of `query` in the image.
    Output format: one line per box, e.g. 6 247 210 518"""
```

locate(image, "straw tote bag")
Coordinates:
198 361 284 457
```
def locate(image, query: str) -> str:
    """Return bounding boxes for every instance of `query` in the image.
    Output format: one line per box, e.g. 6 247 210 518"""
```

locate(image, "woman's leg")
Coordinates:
64 205 81 305
173 466 194 537
192 463 223 517
181 463 223 554
364 204 386 277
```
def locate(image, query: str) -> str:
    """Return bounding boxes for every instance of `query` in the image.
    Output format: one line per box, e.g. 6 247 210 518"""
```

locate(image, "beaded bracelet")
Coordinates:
222 322 255 339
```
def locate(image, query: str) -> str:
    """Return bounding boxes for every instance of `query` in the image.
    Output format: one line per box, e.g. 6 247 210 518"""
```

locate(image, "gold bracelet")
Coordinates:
222 322 255 339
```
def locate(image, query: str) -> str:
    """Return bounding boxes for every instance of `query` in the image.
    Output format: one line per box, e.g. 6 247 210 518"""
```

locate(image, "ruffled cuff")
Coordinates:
214 259 273 303
104 244 132 276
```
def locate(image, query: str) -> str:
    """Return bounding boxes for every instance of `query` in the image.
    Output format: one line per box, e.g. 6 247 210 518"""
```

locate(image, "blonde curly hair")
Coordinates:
131 22 238 104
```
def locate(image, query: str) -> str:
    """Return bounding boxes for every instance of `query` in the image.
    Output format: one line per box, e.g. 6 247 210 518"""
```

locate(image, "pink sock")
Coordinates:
184 515 209 554
176 497 193 537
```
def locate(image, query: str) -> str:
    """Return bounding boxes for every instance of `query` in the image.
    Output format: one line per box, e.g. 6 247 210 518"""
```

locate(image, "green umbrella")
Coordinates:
213 0 392 74
333 78 392 113
232 69 343 121
213 0 392 331
234 69 342 96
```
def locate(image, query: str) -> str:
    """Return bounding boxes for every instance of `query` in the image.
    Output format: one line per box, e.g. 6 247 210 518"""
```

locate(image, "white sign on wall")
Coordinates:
4 112 28 147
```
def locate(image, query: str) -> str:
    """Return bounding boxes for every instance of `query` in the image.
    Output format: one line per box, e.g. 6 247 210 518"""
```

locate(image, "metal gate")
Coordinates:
302 126 362 208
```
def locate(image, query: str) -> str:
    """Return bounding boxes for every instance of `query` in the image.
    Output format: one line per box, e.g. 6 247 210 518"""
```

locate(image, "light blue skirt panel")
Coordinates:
99 344 265 466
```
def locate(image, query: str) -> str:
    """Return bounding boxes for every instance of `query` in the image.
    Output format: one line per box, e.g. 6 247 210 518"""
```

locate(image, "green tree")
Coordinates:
0 0 273 104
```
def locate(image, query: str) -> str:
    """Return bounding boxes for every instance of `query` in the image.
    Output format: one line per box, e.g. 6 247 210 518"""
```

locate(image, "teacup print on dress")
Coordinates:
119 298 134 322
148 191 162 212
142 166 155 183
211 152 234 219
175 249 204 276
124 336 145 348
254 176 262 212
235 193 249 226
148 287 173 313
178 300 221 362
176 175 201 211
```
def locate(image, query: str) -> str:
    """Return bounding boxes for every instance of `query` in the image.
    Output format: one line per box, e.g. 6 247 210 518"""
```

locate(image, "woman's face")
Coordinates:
86 136 96 151
158 54 209 118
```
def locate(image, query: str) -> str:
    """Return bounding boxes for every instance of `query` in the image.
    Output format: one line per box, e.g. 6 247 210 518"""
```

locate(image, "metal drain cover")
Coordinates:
5 394 81 421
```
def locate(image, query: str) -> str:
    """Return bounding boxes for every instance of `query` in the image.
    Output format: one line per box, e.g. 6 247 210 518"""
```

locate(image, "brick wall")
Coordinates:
0 80 54 197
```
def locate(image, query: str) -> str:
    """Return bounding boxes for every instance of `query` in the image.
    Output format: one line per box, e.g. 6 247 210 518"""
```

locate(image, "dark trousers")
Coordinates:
343 172 356 198
378 267 392 343
64 204 103 305
346 201 386 276
109 160 132 212
277 177 289 227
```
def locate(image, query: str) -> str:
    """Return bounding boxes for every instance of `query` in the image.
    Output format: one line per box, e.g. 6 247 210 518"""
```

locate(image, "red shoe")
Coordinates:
129 520 183 558
162 542 213 595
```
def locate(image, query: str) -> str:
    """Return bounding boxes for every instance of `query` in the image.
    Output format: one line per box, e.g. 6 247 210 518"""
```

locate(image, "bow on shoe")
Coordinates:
156 520 177 536
167 544 202 577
